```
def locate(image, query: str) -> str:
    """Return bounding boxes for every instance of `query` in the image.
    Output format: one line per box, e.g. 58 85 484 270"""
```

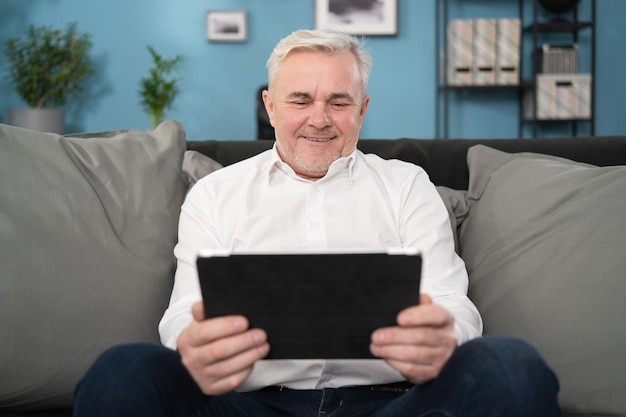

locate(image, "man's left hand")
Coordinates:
370 294 457 384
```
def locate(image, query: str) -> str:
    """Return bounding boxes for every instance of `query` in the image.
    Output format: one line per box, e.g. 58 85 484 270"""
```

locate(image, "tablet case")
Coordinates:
197 251 422 359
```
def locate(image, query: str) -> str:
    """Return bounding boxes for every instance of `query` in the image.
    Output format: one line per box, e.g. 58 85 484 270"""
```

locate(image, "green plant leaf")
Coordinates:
3 22 94 108
138 45 184 128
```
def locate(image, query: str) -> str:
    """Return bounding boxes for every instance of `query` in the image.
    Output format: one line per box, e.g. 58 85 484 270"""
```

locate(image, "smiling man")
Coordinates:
74 29 559 417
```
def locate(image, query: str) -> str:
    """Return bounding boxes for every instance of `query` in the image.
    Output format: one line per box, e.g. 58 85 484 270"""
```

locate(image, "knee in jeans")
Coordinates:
436 337 560 415
453 336 558 391
81 343 177 386
75 343 189 415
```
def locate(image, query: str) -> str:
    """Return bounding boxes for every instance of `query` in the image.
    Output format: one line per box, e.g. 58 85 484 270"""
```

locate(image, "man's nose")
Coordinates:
309 103 331 129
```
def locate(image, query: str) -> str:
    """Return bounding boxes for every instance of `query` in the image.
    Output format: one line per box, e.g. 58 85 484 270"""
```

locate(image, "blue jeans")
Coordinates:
74 336 559 417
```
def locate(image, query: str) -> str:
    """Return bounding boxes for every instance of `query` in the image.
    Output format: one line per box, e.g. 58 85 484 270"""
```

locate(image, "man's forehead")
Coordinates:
280 50 359 73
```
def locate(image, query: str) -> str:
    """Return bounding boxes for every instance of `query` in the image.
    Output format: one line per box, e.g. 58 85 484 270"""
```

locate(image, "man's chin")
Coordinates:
292 155 334 179
295 162 330 177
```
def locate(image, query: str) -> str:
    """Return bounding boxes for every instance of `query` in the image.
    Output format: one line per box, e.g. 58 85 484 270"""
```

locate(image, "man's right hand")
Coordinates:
176 301 270 395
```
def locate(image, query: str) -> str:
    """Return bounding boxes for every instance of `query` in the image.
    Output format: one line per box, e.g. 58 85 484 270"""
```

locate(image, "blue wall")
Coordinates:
1 0 624 140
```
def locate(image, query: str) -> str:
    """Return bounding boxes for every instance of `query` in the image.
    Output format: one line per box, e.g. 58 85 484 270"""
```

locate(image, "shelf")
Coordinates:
522 117 592 122
439 85 522 91
520 80 535 89
524 21 592 32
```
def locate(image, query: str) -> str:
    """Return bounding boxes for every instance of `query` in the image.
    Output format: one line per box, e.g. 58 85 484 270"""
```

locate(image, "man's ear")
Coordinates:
262 90 276 127
360 94 371 122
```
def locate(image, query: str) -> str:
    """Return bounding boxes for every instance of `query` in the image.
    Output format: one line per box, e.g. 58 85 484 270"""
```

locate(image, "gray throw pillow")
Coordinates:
459 145 626 417
182 150 223 187
0 120 187 410
436 186 469 255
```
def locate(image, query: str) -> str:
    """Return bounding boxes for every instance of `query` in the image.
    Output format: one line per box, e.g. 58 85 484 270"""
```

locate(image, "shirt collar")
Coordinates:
267 143 357 185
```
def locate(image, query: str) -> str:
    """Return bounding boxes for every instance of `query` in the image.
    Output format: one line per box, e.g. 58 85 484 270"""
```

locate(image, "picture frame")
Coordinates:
206 10 247 42
314 0 397 36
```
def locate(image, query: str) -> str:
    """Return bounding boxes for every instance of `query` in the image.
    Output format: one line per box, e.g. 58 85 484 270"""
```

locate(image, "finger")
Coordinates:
180 315 249 349
199 367 253 395
372 325 454 348
199 328 268 366
384 357 441 385
370 336 451 361
198 337 270 376
370 343 454 385
196 363 258 396
397 303 453 328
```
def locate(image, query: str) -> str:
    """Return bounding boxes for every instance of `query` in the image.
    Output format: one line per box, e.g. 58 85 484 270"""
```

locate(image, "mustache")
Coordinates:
297 128 338 137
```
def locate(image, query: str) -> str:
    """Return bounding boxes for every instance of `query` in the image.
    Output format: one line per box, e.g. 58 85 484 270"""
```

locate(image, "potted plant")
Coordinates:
3 22 93 134
138 45 184 129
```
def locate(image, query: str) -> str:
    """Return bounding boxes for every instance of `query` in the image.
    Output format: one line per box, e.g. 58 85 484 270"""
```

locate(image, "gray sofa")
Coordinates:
1 120 625 417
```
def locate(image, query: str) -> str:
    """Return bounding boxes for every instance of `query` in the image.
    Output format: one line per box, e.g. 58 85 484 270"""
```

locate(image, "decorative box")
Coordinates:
524 74 592 120
472 18 497 85
536 44 579 74
446 19 473 86
496 18 520 85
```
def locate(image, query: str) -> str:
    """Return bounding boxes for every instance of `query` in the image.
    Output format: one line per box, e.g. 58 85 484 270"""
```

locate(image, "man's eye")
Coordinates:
331 102 349 108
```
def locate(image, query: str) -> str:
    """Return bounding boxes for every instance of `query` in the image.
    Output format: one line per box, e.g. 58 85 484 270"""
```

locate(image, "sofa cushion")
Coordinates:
435 186 468 254
182 150 223 187
459 145 626 417
0 121 187 410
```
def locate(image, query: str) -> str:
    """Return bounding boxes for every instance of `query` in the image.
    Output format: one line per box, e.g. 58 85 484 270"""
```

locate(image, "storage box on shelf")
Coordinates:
523 73 592 120
446 19 473 86
496 18 521 85
471 18 497 86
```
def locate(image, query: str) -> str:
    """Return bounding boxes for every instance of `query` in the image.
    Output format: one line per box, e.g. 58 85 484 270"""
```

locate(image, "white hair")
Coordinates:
266 29 372 96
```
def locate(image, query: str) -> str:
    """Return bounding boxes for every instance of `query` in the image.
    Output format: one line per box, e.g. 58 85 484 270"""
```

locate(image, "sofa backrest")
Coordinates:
187 136 626 189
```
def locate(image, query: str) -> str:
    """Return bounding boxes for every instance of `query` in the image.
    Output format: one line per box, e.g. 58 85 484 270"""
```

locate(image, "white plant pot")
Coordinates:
9 108 65 134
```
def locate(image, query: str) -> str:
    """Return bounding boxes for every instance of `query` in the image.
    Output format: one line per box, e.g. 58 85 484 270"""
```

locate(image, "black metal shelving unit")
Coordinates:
524 0 596 137
435 0 596 139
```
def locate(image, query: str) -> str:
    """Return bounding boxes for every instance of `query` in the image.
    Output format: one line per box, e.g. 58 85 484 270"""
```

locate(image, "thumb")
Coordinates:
420 293 433 305
191 301 205 322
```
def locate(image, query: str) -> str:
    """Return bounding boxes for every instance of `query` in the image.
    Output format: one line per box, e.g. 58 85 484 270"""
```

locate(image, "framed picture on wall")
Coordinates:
315 0 397 36
206 10 247 42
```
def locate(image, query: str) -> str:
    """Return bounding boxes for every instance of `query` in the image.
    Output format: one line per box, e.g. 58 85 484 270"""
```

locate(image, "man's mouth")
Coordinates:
304 136 332 142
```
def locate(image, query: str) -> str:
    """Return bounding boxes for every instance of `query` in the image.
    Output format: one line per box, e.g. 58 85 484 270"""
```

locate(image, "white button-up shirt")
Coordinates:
159 145 482 391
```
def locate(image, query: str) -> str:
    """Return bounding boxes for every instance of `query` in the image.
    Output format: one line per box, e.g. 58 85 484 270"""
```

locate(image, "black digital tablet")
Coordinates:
197 249 422 359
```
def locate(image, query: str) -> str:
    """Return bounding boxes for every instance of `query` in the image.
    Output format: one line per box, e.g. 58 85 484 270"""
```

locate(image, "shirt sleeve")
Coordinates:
158 182 220 349
399 169 483 344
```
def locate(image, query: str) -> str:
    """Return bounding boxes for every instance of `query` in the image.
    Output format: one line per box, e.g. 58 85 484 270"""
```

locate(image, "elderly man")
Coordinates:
74 29 559 417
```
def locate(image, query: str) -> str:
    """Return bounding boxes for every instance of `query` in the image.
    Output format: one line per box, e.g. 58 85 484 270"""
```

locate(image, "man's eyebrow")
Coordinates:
286 92 312 100
328 93 355 102
285 92 356 103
